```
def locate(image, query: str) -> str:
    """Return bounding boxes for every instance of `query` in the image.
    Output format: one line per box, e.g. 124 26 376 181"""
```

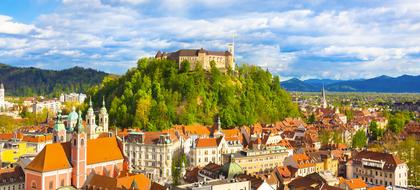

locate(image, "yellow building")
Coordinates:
224 146 289 174
307 151 339 175
0 140 36 164
155 46 235 72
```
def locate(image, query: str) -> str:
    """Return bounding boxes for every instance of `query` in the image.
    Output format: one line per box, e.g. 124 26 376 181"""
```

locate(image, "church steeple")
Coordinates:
99 96 109 134
321 84 327 108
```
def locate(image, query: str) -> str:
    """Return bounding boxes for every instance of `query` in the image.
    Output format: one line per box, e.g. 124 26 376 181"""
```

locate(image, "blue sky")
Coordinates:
0 0 419 80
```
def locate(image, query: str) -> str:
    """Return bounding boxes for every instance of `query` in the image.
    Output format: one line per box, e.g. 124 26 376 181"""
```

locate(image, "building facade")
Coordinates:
155 46 234 72
123 131 182 182
346 150 408 188
227 146 289 175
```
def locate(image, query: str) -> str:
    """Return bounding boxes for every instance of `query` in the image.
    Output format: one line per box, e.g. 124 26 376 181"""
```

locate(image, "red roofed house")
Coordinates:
283 153 316 177
24 112 125 190
190 136 240 167
347 150 408 188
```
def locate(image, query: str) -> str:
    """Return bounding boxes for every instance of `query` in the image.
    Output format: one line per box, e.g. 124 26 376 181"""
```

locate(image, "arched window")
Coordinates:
81 138 85 146
73 139 77 146
31 181 37 189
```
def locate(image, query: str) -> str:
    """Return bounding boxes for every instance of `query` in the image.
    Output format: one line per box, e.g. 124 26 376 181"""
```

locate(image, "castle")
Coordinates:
155 44 235 71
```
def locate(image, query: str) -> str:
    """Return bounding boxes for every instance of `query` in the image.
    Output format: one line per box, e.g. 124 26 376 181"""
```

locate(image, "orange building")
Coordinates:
24 112 126 190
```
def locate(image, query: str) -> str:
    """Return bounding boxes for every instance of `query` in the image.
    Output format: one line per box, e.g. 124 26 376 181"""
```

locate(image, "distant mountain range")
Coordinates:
0 63 109 97
281 75 420 93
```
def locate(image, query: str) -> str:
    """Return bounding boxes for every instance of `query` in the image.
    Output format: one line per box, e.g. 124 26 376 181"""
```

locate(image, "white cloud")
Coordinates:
0 0 419 78
0 15 36 35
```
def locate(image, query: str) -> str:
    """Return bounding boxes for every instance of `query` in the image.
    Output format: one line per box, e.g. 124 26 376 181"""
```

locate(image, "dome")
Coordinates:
221 154 243 179
68 107 78 121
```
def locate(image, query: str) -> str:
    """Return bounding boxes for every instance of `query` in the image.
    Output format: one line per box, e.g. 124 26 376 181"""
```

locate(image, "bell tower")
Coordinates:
98 97 109 133
71 110 87 189
53 109 66 143
86 97 97 139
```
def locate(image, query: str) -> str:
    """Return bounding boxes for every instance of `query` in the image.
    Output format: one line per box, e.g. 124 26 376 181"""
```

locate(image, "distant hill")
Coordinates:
0 63 109 97
281 75 420 93
281 78 318 92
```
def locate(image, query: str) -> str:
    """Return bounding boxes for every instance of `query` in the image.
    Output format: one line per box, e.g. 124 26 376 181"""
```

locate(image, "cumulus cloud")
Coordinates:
0 0 419 79
0 15 36 35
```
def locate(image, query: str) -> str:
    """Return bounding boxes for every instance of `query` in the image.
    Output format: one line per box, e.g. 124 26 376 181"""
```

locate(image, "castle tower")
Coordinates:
321 84 328 108
71 110 87 188
86 97 97 139
0 83 5 111
98 97 109 133
53 109 67 143
227 34 235 70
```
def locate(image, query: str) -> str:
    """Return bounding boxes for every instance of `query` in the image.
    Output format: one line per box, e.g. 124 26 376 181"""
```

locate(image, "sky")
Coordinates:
0 0 419 80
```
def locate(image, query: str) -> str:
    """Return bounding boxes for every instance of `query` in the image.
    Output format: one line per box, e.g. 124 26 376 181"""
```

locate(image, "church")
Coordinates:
53 98 109 143
24 109 126 189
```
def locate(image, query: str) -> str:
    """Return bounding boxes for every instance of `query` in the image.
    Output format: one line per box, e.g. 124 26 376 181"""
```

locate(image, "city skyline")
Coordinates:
0 0 420 80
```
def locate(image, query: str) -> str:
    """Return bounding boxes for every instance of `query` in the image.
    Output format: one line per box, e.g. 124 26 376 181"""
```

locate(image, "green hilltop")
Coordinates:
89 58 300 130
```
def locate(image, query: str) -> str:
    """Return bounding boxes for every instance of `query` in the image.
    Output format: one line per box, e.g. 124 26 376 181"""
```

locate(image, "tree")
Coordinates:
171 153 187 185
332 130 343 144
319 130 331 145
307 113 315 124
369 121 384 141
352 130 367 149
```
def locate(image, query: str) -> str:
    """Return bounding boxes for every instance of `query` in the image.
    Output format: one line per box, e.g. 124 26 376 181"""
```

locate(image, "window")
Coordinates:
73 139 77 146
49 181 53 190
31 181 37 189
61 179 65 186
81 139 85 146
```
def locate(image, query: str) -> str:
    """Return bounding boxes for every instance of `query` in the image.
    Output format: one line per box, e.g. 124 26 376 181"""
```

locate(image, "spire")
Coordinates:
0 82 3 89
217 116 221 132
89 96 93 107
76 110 84 133
322 84 327 108
102 96 105 107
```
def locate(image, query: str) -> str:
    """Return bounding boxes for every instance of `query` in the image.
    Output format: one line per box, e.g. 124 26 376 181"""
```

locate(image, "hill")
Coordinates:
0 63 109 97
281 78 318 92
281 75 420 93
90 58 300 130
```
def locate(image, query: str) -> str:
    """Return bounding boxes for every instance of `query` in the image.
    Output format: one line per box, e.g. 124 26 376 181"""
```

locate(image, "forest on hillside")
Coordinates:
0 63 108 97
89 58 300 131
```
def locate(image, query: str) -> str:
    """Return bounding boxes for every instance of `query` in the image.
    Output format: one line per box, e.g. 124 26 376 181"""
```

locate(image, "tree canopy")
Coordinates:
352 130 367 148
89 58 299 131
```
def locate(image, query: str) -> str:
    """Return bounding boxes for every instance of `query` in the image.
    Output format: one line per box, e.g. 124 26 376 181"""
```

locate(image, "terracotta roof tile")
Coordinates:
340 178 367 190
195 138 218 148
87 137 124 165
25 142 71 172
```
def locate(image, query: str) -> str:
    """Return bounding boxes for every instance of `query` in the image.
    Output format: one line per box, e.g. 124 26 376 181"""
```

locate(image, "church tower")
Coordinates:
86 97 97 139
67 106 78 132
321 84 328 108
53 109 67 143
71 110 87 189
0 83 5 111
98 97 109 133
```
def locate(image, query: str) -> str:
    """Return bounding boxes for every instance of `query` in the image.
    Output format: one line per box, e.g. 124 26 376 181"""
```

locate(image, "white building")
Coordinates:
123 131 182 183
59 93 87 103
346 150 408 188
32 99 61 113
189 136 241 167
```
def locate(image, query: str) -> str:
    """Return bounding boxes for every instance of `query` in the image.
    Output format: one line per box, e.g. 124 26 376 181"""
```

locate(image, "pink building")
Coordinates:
24 114 125 190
